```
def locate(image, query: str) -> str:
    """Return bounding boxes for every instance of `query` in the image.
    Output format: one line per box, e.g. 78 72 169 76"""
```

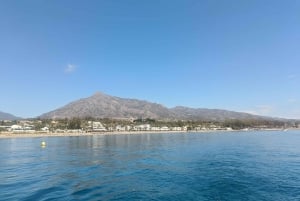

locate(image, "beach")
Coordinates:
0 130 191 138
0 128 293 139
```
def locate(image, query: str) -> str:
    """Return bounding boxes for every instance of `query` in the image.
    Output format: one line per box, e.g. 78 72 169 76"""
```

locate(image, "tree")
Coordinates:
67 118 82 129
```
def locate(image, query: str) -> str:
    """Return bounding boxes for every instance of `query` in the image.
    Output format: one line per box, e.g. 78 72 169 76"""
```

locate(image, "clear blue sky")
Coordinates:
1 0 300 119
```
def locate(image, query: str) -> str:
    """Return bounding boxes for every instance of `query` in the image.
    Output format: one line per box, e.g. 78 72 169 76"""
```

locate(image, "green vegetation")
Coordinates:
223 119 285 130
1 117 299 132
0 127 6 133
67 118 82 129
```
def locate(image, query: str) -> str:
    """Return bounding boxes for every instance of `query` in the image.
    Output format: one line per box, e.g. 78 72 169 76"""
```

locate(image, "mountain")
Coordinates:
40 92 275 121
40 92 174 119
0 111 21 120
170 106 270 121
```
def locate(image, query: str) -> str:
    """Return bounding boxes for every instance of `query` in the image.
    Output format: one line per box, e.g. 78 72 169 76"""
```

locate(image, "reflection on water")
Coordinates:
1 131 300 200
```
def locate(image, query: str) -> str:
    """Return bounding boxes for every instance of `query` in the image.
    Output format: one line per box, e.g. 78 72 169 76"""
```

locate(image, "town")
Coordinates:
1 118 299 134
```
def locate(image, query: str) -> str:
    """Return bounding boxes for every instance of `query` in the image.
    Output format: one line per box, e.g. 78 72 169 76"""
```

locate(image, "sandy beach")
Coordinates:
0 130 191 138
0 128 295 139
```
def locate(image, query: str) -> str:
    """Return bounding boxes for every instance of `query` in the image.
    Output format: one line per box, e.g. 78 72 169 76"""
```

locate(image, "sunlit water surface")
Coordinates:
1 131 300 201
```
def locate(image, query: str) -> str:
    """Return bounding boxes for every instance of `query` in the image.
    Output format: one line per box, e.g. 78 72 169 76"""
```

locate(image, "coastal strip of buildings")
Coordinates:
1 118 299 135
0 119 237 134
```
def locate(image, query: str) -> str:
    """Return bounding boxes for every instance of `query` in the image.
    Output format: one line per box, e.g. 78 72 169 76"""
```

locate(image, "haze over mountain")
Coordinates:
40 92 277 121
0 111 21 120
170 106 270 121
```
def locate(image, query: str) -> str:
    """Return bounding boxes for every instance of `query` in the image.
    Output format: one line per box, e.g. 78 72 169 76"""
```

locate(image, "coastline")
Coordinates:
0 130 190 139
0 128 297 139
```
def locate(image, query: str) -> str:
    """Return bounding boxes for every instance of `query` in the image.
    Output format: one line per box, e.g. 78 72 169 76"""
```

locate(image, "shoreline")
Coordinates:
0 130 190 138
0 128 298 139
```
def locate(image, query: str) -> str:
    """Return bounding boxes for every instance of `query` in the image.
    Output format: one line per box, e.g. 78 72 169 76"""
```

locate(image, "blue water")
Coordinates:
1 131 300 201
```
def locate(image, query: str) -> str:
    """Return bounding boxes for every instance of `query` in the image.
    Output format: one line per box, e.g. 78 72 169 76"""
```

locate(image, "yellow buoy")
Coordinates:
41 141 46 147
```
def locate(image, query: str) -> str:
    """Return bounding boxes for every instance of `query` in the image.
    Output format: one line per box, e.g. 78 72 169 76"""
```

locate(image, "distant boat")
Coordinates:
283 129 288 132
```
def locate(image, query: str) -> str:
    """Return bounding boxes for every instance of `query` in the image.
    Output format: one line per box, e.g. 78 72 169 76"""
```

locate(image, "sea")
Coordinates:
0 131 300 201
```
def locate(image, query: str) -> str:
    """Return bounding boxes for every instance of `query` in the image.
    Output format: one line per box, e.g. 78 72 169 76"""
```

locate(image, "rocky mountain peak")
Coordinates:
39 92 277 121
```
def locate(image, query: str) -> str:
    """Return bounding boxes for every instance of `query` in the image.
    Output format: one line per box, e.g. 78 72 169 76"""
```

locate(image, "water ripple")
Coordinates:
1 131 300 200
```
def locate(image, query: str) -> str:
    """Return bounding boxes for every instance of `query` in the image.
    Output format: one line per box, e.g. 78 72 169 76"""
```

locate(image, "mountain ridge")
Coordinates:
0 111 21 120
39 92 283 121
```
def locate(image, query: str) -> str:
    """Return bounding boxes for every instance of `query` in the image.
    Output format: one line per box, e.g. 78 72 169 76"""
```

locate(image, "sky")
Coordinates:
0 0 300 119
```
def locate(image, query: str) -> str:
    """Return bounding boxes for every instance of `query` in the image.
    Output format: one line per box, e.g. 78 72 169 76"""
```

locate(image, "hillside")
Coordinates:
0 111 21 120
170 106 271 121
40 92 174 119
40 92 279 121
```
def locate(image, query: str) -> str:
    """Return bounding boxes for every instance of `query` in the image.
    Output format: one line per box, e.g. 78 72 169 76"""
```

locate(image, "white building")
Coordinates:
151 127 161 131
10 125 35 133
41 127 49 132
10 125 22 131
88 121 106 131
116 125 126 131
171 127 182 131
160 126 170 131
134 124 151 131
